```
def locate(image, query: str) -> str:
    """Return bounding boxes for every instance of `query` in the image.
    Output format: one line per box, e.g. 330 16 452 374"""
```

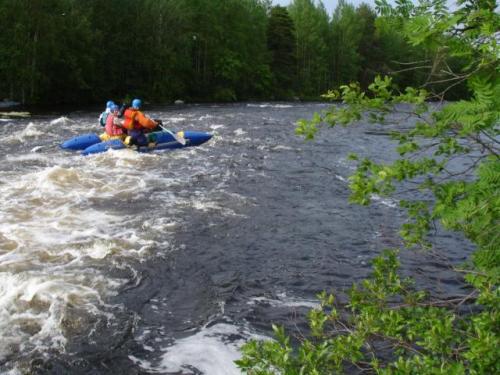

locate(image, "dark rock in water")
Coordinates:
0 99 20 109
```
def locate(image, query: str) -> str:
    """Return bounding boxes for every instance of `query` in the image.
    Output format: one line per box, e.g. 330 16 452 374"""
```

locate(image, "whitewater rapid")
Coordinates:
0 104 471 374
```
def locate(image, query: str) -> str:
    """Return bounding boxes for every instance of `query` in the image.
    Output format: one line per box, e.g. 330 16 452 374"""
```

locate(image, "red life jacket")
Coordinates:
105 113 124 136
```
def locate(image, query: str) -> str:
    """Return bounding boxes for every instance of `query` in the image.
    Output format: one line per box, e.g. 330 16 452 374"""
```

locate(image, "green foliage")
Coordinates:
0 0 471 105
267 6 297 99
356 3 383 89
330 0 365 88
238 0 499 373
0 0 97 104
0 0 273 104
288 0 331 98
238 251 500 374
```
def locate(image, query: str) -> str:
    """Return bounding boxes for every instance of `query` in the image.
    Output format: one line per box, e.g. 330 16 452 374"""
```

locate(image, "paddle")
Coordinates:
157 122 186 145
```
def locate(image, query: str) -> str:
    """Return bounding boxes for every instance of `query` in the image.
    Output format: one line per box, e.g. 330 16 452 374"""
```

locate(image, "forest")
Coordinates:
0 0 469 106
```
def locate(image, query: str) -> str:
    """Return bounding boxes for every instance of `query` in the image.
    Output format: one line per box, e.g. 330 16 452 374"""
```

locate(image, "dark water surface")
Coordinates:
0 103 472 374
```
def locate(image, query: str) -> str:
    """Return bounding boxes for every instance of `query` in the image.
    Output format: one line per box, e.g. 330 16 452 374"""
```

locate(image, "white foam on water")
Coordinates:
371 194 398 208
30 146 44 153
2 123 46 143
133 323 265 375
0 157 175 361
59 119 99 135
247 292 320 309
5 152 54 164
1 165 116 201
233 128 247 136
78 240 115 260
50 116 74 126
210 124 224 130
0 208 116 248
164 117 186 123
229 137 252 145
0 270 119 360
173 197 240 218
270 145 294 151
172 189 248 218
247 103 293 108
257 143 294 152
158 326 241 375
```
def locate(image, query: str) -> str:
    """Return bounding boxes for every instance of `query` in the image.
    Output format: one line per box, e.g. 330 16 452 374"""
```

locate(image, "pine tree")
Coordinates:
267 6 297 99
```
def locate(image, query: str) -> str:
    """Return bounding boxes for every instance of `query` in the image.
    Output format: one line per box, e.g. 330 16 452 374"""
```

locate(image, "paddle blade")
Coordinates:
174 131 186 145
159 125 186 145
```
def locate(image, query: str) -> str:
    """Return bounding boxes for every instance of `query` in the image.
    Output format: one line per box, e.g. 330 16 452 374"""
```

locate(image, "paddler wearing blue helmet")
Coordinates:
122 98 160 147
98 100 115 127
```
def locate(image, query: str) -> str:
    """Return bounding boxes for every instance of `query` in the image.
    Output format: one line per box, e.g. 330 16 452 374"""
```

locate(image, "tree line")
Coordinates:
0 0 468 105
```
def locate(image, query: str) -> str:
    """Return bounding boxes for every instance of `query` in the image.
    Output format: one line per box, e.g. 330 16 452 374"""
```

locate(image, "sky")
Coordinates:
274 0 375 15
273 0 461 15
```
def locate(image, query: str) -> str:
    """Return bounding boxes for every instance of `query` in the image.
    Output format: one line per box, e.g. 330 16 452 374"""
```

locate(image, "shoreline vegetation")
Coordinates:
0 0 470 107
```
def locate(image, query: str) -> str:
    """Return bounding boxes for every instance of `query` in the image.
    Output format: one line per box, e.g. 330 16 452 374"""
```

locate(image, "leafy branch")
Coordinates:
238 1 499 373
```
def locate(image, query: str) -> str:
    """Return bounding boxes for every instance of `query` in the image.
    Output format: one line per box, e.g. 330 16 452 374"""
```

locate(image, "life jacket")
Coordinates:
123 108 157 132
105 113 124 136
123 108 140 130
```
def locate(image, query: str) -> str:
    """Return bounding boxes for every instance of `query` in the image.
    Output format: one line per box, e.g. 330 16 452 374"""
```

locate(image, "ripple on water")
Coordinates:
0 151 188 364
0 104 475 373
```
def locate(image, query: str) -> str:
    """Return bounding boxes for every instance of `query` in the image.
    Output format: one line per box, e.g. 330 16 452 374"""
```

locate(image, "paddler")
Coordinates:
104 104 126 139
122 98 160 147
99 100 115 127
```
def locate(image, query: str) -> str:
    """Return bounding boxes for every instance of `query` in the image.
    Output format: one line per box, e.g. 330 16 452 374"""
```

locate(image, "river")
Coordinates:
0 103 472 374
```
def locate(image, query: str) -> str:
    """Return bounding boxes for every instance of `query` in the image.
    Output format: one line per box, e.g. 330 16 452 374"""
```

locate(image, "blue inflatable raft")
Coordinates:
61 130 212 155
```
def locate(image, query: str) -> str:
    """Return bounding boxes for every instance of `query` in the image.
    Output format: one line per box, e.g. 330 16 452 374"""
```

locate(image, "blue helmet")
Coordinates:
106 100 115 109
111 104 120 112
132 98 142 109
